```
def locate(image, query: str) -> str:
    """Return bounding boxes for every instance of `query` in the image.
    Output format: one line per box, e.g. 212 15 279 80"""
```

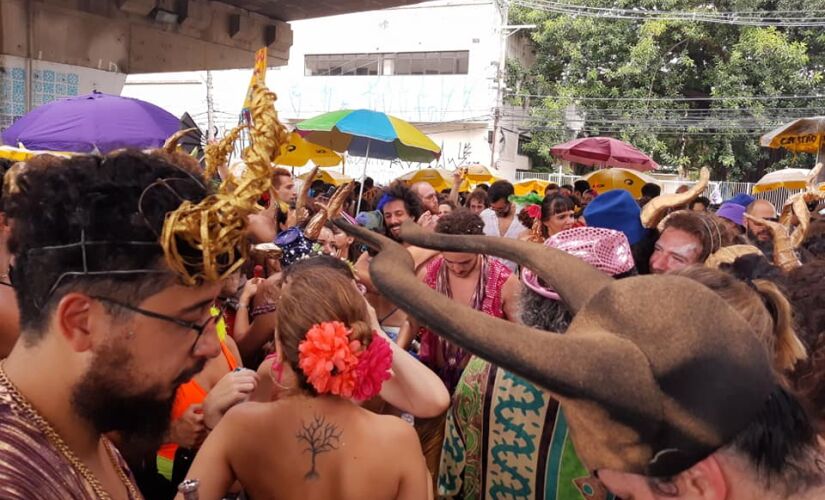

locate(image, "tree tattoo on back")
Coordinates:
296 415 343 480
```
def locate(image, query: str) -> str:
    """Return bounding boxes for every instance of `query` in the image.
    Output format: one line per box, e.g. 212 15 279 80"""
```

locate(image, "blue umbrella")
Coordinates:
2 92 180 154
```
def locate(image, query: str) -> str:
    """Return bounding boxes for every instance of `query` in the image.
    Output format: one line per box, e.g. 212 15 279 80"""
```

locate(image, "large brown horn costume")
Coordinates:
640 167 710 228
743 213 802 271
162 128 198 154
294 165 319 224
304 182 354 240
335 219 773 477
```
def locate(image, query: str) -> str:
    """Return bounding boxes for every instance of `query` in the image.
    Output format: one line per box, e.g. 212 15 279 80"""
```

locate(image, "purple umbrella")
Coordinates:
2 92 180 154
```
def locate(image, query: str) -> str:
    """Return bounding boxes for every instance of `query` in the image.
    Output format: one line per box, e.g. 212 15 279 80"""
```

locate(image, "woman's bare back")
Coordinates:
190 395 430 500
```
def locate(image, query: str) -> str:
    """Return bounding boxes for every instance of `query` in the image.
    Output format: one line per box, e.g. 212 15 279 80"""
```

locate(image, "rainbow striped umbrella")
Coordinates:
296 109 441 212
295 109 441 163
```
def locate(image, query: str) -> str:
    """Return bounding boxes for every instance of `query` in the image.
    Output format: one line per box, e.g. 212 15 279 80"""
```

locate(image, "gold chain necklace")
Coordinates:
0 363 141 499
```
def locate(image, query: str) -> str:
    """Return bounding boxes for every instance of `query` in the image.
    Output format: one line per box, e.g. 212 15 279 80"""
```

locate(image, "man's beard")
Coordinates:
747 228 774 259
71 339 205 455
385 224 402 242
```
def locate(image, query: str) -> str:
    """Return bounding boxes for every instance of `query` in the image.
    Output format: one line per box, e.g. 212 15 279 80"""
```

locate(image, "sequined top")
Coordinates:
0 376 140 499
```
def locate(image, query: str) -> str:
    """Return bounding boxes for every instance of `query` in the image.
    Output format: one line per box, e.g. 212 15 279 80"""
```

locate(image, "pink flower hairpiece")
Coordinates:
525 204 542 220
298 321 392 401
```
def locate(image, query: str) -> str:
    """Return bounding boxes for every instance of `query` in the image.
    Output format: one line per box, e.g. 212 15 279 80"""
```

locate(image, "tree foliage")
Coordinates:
509 0 825 180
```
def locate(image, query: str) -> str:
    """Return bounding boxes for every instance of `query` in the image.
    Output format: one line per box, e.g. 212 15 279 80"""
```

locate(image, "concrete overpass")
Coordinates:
0 0 428 73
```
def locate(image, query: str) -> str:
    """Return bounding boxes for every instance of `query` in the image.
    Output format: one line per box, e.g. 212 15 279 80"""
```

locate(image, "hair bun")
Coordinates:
348 320 373 346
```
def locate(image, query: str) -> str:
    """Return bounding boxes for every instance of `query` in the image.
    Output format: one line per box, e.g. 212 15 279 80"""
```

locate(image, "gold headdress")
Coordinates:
161 82 288 285
704 245 762 269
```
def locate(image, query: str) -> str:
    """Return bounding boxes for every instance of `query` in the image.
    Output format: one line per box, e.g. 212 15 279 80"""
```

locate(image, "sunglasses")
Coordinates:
90 295 224 350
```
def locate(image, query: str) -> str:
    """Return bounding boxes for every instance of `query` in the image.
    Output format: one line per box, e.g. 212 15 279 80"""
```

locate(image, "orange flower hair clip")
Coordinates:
298 321 392 401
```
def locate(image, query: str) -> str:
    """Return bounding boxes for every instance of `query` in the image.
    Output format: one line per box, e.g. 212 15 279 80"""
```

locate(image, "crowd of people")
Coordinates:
0 103 824 500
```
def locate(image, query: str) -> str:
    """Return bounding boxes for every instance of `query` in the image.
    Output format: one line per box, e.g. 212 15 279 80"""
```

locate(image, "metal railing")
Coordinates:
515 171 802 208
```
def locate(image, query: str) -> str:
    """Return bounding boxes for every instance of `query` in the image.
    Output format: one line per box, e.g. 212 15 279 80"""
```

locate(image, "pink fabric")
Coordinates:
419 256 510 372
522 227 634 299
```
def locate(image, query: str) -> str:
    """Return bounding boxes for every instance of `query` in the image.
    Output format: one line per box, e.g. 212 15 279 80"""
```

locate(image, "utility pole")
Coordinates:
206 70 215 142
490 1 509 169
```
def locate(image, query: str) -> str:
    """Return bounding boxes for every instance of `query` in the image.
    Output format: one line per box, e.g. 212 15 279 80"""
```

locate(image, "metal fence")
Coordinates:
515 171 802 208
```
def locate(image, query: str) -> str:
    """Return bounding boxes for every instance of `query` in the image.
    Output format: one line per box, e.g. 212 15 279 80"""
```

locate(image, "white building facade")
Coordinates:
122 0 531 183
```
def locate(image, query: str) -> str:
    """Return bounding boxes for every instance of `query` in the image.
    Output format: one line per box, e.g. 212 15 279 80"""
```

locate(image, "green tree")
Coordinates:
509 0 825 181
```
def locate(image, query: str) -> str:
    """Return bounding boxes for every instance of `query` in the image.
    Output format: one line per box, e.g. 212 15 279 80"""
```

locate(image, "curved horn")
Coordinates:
163 128 197 153
641 167 710 229
805 162 823 190
294 165 319 222
743 213 801 272
790 194 811 248
304 182 354 240
333 219 658 415
398 221 611 314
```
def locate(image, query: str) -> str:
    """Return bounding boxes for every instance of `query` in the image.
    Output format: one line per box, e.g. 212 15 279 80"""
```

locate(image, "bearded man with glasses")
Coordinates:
0 151 244 499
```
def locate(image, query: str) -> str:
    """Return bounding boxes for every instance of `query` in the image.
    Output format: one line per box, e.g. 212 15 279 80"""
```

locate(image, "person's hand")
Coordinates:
262 272 283 304
417 211 438 231
240 277 265 306
169 403 207 449
203 369 259 429
452 169 465 187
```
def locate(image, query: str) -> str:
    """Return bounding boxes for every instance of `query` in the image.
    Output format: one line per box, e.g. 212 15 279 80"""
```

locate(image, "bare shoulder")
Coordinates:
367 413 421 449
221 401 279 431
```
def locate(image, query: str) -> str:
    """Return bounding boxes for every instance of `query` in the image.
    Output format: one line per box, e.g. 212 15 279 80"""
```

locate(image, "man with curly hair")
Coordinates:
355 181 429 344
0 151 231 498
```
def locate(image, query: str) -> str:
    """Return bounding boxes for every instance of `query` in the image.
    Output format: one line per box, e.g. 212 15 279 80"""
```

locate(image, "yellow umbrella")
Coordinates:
752 168 825 193
396 168 470 192
298 169 353 187
513 178 550 196
0 145 73 162
583 168 658 199
760 117 825 156
274 131 342 168
461 164 500 184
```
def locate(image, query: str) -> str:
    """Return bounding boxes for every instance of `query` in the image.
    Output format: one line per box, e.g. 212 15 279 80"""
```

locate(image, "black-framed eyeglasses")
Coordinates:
89 295 224 347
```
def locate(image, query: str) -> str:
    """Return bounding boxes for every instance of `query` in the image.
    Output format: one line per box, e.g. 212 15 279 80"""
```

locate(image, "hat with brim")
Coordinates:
335 218 775 478
523 227 635 299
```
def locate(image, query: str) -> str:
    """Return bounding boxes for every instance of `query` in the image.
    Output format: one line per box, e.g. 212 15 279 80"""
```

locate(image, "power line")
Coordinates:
512 0 825 27
504 92 825 101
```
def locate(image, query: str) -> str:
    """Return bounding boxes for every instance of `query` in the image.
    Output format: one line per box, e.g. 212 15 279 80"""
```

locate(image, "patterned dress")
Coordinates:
439 357 615 500
0 371 141 499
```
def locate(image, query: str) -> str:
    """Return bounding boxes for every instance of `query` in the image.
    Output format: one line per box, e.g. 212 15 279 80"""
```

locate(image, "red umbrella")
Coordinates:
550 137 659 172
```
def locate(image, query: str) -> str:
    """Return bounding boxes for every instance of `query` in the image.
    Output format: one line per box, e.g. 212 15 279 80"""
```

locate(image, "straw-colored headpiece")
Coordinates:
160 82 289 285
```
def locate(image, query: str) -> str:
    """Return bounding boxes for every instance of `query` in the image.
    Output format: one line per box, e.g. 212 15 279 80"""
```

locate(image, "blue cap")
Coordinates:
583 190 647 245
726 193 755 208
715 202 746 227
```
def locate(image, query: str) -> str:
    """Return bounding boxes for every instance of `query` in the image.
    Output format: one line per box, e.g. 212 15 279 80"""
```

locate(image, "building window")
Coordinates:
305 51 469 76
